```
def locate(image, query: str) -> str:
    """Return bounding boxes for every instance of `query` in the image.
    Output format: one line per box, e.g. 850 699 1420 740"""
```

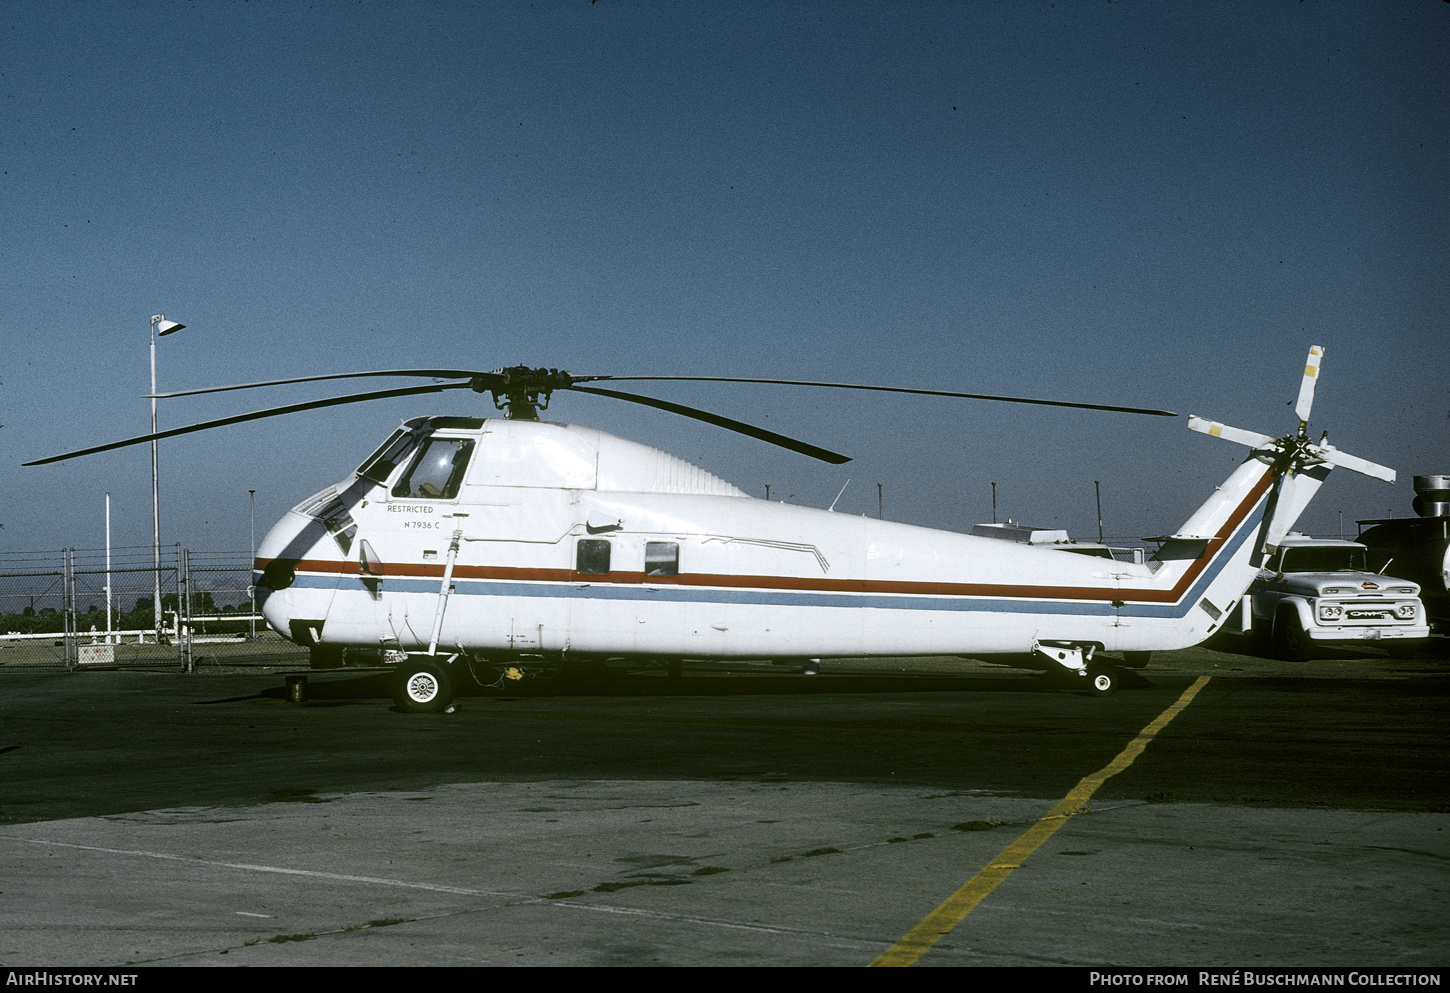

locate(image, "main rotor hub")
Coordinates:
476 366 576 420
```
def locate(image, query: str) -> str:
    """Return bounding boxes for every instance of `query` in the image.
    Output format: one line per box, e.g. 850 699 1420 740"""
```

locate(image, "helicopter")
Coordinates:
27 346 1394 712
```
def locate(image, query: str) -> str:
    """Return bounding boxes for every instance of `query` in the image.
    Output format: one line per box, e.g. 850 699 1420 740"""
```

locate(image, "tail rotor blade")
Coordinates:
1294 345 1325 425
1313 444 1396 484
1187 416 1275 450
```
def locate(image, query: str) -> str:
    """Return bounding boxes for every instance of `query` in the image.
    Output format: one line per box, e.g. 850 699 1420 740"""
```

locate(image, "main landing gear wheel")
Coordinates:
1085 664 1119 697
393 660 454 714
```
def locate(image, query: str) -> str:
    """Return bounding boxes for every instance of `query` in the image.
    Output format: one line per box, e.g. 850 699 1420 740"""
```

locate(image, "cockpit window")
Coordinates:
294 487 358 554
358 429 418 484
392 438 474 500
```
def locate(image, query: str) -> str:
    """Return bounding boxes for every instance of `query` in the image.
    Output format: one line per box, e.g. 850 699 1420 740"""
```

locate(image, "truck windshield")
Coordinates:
1281 546 1368 573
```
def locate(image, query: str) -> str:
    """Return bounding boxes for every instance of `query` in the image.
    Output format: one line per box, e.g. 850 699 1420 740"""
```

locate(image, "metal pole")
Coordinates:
992 482 997 524
105 492 112 644
148 314 186 640
178 544 192 672
150 316 161 642
249 489 256 640
64 548 76 670
1095 480 1104 544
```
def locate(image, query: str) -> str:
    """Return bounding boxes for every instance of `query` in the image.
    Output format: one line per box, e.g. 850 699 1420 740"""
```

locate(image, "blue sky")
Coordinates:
4 1 1446 555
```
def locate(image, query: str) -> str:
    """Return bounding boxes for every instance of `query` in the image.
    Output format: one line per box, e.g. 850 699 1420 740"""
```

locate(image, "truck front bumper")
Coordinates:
1306 623 1430 642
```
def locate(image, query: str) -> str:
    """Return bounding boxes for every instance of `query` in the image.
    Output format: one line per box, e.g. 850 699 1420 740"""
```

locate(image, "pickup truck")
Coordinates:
1233 536 1430 660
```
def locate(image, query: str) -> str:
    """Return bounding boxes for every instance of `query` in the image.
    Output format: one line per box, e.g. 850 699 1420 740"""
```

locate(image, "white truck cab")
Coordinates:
1239 535 1429 659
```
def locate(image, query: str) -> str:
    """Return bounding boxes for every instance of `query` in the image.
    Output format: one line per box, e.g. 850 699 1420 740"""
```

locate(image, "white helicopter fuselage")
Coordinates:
255 416 1285 665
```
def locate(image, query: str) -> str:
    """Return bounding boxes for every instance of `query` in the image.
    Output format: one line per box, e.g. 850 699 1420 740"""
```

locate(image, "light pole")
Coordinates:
105 492 112 644
150 314 184 639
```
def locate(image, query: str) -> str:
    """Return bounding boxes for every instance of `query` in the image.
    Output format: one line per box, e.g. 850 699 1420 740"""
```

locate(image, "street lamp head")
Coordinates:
154 319 185 336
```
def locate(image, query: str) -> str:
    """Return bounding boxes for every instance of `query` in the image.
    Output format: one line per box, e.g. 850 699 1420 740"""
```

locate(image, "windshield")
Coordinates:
357 428 419 484
1280 546 1368 573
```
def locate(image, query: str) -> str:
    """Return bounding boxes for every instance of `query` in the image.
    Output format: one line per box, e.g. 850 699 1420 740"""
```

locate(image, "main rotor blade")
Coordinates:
149 369 498 399
578 375 1178 418
568 385 852 464
1187 416 1276 449
1294 345 1325 425
25 382 472 466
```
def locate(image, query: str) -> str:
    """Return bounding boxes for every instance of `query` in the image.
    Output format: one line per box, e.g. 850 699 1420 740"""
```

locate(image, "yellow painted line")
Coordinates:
870 675 1213 968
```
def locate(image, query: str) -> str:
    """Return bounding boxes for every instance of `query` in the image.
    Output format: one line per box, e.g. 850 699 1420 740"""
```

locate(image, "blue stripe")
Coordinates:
285 498 1266 621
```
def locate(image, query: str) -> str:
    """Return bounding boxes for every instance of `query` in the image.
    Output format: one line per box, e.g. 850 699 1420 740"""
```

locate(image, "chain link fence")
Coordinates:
0 545 307 670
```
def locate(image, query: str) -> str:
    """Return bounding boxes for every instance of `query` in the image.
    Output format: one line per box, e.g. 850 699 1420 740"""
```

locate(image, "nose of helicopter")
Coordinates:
253 506 346 640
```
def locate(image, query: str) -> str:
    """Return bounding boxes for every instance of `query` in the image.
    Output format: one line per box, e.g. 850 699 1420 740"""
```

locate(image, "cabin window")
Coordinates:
645 541 679 577
392 438 474 500
577 539 611 575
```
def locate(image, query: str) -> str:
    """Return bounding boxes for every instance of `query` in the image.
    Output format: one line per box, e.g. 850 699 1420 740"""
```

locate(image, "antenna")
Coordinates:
829 479 851 512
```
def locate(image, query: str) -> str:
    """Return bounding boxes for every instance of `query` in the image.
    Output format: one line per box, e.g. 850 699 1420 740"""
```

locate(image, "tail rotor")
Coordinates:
1187 345 1395 552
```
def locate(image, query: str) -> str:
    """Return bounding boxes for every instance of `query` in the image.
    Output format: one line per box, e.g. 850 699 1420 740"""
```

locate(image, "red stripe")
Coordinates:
256 467 1275 606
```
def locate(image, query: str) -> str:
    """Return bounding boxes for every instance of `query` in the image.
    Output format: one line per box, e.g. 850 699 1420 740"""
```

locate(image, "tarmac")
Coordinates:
1 641 1446 968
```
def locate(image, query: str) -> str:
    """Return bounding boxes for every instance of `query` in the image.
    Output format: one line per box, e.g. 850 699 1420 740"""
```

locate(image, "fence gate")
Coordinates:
0 545 306 669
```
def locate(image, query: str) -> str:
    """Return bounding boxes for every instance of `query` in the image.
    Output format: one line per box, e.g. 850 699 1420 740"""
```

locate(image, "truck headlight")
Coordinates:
1318 603 1343 621
1395 604 1417 619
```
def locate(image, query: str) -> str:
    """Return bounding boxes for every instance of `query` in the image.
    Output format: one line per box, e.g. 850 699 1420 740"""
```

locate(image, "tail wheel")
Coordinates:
393 660 454 713
1085 663 1119 697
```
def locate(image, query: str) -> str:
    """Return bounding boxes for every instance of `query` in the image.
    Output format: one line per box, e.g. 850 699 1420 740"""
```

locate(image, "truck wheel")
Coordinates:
393 660 453 713
1085 664 1119 697
1275 611 1313 662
